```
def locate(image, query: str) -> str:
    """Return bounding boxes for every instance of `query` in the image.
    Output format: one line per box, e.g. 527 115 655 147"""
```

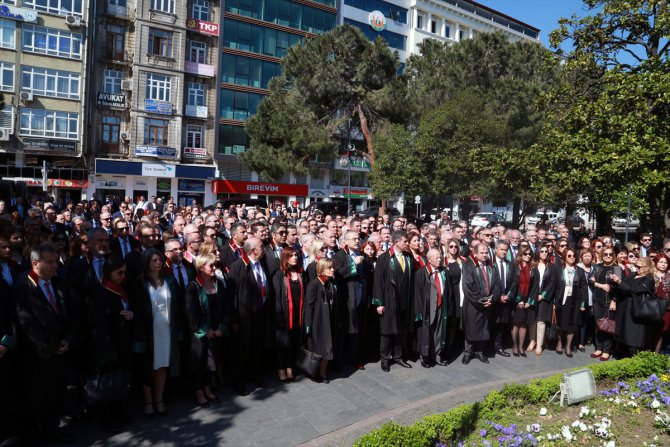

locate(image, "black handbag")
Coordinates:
632 294 669 323
85 368 130 405
296 347 322 377
545 306 559 345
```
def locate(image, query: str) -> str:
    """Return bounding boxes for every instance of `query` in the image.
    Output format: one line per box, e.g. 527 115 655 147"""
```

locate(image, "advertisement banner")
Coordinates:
97 92 126 108
22 139 77 155
145 99 173 115
182 147 207 160
135 145 177 159
185 18 219 36
212 180 308 196
0 4 38 22
141 163 176 178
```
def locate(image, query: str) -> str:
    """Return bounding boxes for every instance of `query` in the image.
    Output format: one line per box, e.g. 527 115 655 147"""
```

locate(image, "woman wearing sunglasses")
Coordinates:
528 242 557 356
444 238 465 361
654 254 670 353
576 249 596 352
589 248 622 360
507 247 536 356
615 248 633 279
554 248 587 358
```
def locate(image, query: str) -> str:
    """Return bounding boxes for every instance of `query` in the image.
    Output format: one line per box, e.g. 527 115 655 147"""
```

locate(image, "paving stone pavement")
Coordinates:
66 351 599 446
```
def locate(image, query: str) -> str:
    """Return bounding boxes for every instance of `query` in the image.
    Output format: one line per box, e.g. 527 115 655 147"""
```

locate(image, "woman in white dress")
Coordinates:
132 248 180 417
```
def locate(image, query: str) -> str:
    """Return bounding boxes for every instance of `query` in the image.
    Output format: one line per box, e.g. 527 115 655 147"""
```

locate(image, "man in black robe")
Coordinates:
263 222 287 278
372 230 415 372
229 237 272 391
414 248 450 367
461 242 501 365
222 222 248 273
492 240 513 357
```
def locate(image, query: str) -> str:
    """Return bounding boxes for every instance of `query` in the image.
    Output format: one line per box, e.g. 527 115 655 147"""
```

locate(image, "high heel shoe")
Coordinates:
143 402 155 417
526 342 536 352
196 399 210 408
155 401 167 416
206 394 220 403
590 351 603 358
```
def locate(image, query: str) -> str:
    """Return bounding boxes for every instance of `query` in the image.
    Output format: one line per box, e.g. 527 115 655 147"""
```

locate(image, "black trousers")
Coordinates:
380 334 402 362
491 322 508 350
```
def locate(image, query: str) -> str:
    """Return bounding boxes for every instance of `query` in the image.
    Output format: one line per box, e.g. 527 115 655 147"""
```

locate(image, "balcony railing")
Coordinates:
185 105 208 118
184 61 215 77
106 3 128 18
103 48 133 65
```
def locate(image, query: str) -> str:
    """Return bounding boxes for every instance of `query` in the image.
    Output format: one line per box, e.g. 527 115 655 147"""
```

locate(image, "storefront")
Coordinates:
212 180 308 206
91 159 217 206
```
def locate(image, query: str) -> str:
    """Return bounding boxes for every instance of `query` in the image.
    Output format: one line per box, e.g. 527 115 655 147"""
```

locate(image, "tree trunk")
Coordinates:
357 104 374 164
512 197 522 228
647 183 666 241
593 206 610 235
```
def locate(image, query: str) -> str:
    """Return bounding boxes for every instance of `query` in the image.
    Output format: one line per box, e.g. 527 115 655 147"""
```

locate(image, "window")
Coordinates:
21 67 80 99
101 116 120 151
219 89 264 121
187 82 204 106
106 25 125 60
22 25 82 60
218 124 250 155
189 40 207 63
186 124 203 147
104 70 122 94
151 0 174 14
149 28 173 58
459 29 464 40
0 19 15 49
24 0 84 16
417 15 423 29
444 24 451 38
144 118 169 145
145 72 171 101
223 19 305 58
107 0 127 15
0 105 13 131
192 0 209 20
0 62 13 92
19 108 79 139
222 54 280 89
431 20 437 33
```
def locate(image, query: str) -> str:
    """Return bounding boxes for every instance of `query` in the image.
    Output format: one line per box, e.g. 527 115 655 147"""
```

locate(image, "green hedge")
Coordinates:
353 352 670 447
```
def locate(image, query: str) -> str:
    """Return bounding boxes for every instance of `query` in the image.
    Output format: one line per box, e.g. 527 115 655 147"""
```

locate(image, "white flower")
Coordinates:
601 417 612 427
562 426 574 441
614 397 621 405
652 399 661 409
603 441 615 447
540 407 548 416
571 420 580 428
580 406 590 417
579 422 588 432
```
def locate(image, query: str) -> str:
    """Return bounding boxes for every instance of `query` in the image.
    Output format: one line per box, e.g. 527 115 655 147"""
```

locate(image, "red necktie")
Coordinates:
434 271 442 308
45 281 60 314
481 265 490 296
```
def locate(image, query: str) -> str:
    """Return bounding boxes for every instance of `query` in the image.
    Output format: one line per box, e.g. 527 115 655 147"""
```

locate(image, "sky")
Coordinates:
474 0 592 48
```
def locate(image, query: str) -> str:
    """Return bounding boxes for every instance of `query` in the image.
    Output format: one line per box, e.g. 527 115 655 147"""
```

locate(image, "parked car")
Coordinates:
611 213 640 230
470 212 503 228
526 211 560 227
359 206 401 218
314 201 348 217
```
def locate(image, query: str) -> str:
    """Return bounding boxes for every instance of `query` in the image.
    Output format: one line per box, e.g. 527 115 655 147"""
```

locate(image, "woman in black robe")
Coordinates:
553 248 587 358
529 242 557 355
589 247 622 361
304 258 337 383
271 247 304 382
507 247 536 356
87 254 134 430
610 257 657 356
184 253 226 407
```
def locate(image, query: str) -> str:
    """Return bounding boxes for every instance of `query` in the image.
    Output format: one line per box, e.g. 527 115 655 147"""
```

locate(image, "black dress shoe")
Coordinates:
520 352 527 357
462 354 472 365
475 354 489 364
381 362 390 372
252 377 266 388
436 358 449 366
232 383 249 396
320 376 330 384
496 348 511 357
43 430 76 444
420 360 432 368
396 359 412 368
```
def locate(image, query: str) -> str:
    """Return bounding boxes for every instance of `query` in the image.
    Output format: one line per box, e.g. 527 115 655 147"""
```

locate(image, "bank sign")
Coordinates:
97 92 126 108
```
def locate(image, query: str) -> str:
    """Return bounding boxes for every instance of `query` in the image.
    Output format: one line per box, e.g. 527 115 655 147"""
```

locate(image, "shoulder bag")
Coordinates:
596 293 616 335
296 335 322 378
632 282 668 323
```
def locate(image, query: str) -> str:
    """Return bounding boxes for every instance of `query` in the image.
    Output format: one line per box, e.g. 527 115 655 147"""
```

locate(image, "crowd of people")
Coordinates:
0 194 669 445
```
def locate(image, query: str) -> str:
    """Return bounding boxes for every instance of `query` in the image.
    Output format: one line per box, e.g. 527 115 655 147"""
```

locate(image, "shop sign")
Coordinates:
134 179 148 187
141 163 176 178
330 186 372 199
97 92 126 108
136 145 177 159
96 177 126 188
335 155 371 171
309 189 326 198
0 4 38 22
22 138 77 155
212 180 308 197
182 147 207 160
145 99 173 115
186 18 219 36
48 179 88 188
368 10 386 32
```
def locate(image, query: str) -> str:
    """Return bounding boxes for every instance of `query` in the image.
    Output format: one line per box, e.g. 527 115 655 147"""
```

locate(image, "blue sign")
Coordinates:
135 145 177 159
0 4 38 22
145 99 173 115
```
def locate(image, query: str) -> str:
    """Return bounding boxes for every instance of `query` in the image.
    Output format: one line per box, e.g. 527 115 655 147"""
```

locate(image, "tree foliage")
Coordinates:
541 0 670 233
243 25 403 181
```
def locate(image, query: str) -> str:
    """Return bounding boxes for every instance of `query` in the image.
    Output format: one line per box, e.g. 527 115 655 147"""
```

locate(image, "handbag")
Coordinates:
85 368 130 405
545 306 559 345
296 347 322 377
596 315 616 335
632 294 669 323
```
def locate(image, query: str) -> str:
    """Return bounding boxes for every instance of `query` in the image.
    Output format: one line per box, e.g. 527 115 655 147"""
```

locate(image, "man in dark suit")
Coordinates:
10 196 27 221
263 222 287 278
164 238 195 292
228 237 271 391
333 230 367 369
43 206 66 235
372 230 415 372
125 222 158 284
461 242 501 365
222 222 248 272
14 243 76 444
492 241 513 357
109 217 139 259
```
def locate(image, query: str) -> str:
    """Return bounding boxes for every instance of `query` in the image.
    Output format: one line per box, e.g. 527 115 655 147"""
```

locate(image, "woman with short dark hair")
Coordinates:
554 248 587 358
304 258 337 383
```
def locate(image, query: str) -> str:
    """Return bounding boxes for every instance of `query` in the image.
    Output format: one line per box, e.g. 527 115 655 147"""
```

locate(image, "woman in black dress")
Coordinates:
589 247 622 361
361 241 379 362
304 258 337 383
610 257 657 357
184 253 225 407
271 247 304 382
87 255 134 430
508 247 535 356
444 238 464 360
554 248 587 358
576 249 596 352
529 242 557 356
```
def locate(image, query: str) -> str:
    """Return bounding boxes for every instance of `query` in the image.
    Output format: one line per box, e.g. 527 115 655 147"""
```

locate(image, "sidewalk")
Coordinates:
69 351 598 446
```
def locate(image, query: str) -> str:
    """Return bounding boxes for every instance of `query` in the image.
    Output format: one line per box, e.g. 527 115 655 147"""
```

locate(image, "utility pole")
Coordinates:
625 185 632 243
41 160 48 193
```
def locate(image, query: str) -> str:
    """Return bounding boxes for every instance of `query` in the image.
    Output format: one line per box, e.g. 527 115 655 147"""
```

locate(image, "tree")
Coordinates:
542 0 670 235
243 25 404 181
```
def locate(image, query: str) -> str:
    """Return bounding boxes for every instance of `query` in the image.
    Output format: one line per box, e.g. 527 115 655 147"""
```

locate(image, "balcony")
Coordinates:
185 105 208 118
103 48 133 65
105 3 128 18
185 61 215 77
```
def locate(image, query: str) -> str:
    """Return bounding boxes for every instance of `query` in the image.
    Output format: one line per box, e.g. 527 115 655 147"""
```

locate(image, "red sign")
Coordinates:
186 18 219 36
212 180 308 197
21 178 88 188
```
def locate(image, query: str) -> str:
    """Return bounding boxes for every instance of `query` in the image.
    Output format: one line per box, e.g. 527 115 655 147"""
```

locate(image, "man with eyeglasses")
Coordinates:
223 222 248 272
379 227 392 252
333 230 367 370
639 233 653 257
110 217 138 259
526 230 538 253
164 238 195 293
477 229 496 264
99 211 114 236
663 239 670 257
125 223 158 283
263 222 287 278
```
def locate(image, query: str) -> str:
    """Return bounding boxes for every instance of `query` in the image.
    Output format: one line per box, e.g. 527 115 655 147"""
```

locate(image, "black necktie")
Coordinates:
499 260 506 290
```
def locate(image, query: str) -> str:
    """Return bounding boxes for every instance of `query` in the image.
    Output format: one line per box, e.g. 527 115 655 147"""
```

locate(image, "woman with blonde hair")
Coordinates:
305 239 327 283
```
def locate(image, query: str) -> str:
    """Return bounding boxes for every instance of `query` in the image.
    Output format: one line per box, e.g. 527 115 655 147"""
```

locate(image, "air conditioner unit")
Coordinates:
65 14 81 27
20 91 34 102
0 128 10 141
120 132 130 141
121 80 132 91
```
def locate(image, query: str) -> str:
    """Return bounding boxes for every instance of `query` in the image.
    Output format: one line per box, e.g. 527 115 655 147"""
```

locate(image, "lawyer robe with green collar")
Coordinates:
372 248 415 335
413 265 450 357
461 259 501 342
